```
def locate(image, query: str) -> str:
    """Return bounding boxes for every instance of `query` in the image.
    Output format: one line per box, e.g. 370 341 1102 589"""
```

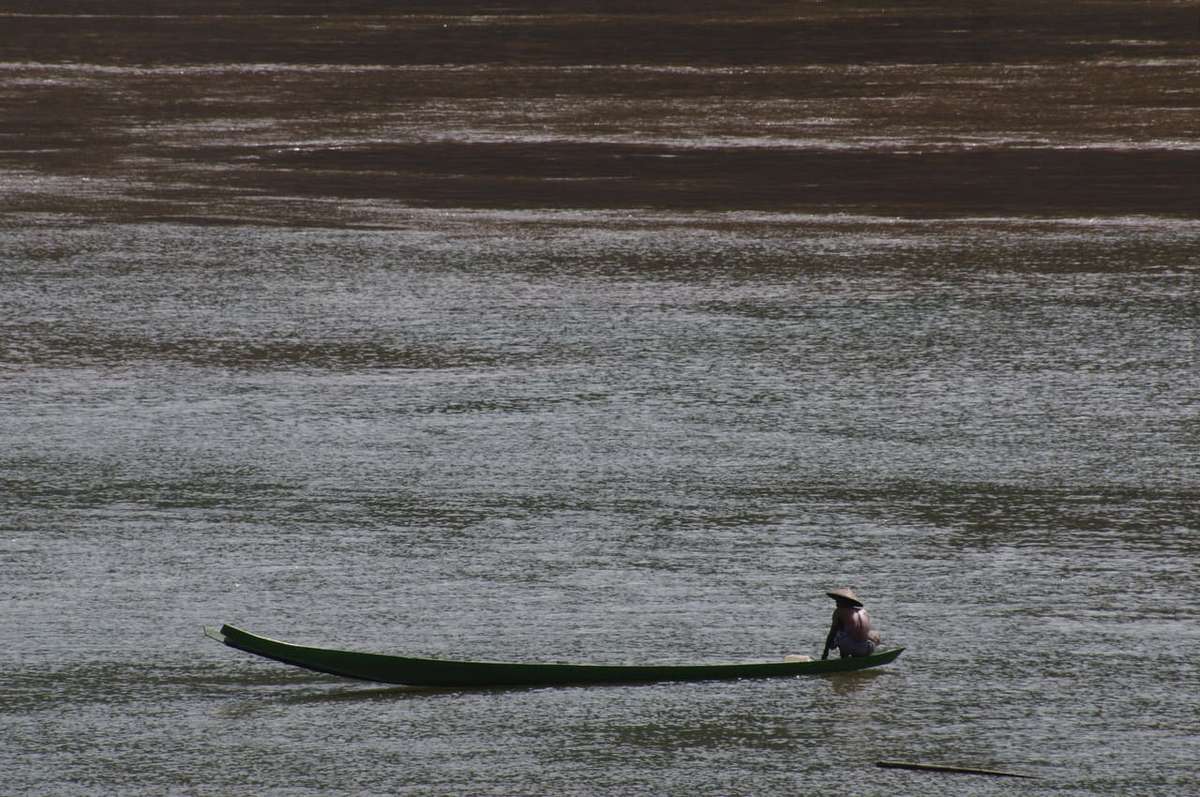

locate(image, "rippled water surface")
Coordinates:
2 2 1198 795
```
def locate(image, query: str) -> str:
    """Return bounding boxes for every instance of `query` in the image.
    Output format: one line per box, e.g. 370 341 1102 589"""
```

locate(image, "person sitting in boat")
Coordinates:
821 587 881 659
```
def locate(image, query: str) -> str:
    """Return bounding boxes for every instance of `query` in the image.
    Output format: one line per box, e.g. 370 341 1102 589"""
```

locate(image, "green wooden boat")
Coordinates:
205 623 904 687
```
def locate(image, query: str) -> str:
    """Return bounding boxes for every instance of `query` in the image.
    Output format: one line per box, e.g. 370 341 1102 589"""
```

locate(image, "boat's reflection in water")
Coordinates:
215 683 443 718
275 684 470 705
237 667 896 709
827 668 887 698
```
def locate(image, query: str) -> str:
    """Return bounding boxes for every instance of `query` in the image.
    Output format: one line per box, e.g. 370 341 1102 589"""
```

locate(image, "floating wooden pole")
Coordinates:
877 760 1037 779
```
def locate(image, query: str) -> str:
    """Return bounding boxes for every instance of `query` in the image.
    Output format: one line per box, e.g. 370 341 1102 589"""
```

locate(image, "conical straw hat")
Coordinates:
826 587 864 606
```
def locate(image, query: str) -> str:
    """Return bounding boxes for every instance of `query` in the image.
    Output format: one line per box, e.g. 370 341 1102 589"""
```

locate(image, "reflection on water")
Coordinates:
3 3 1200 224
220 684 455 716
826 668 889 700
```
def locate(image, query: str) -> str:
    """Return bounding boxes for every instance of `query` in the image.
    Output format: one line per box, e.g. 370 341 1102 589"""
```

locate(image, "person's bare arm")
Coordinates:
821 611 839 660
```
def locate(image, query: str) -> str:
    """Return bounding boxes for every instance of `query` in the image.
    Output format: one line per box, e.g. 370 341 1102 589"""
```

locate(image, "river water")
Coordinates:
2 2 1197 795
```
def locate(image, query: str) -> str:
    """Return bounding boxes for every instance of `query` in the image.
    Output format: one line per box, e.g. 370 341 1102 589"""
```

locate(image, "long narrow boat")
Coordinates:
205 623 904 687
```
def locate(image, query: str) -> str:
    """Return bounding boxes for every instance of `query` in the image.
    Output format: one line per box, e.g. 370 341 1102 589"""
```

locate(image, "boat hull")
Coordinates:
205 624 904 687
